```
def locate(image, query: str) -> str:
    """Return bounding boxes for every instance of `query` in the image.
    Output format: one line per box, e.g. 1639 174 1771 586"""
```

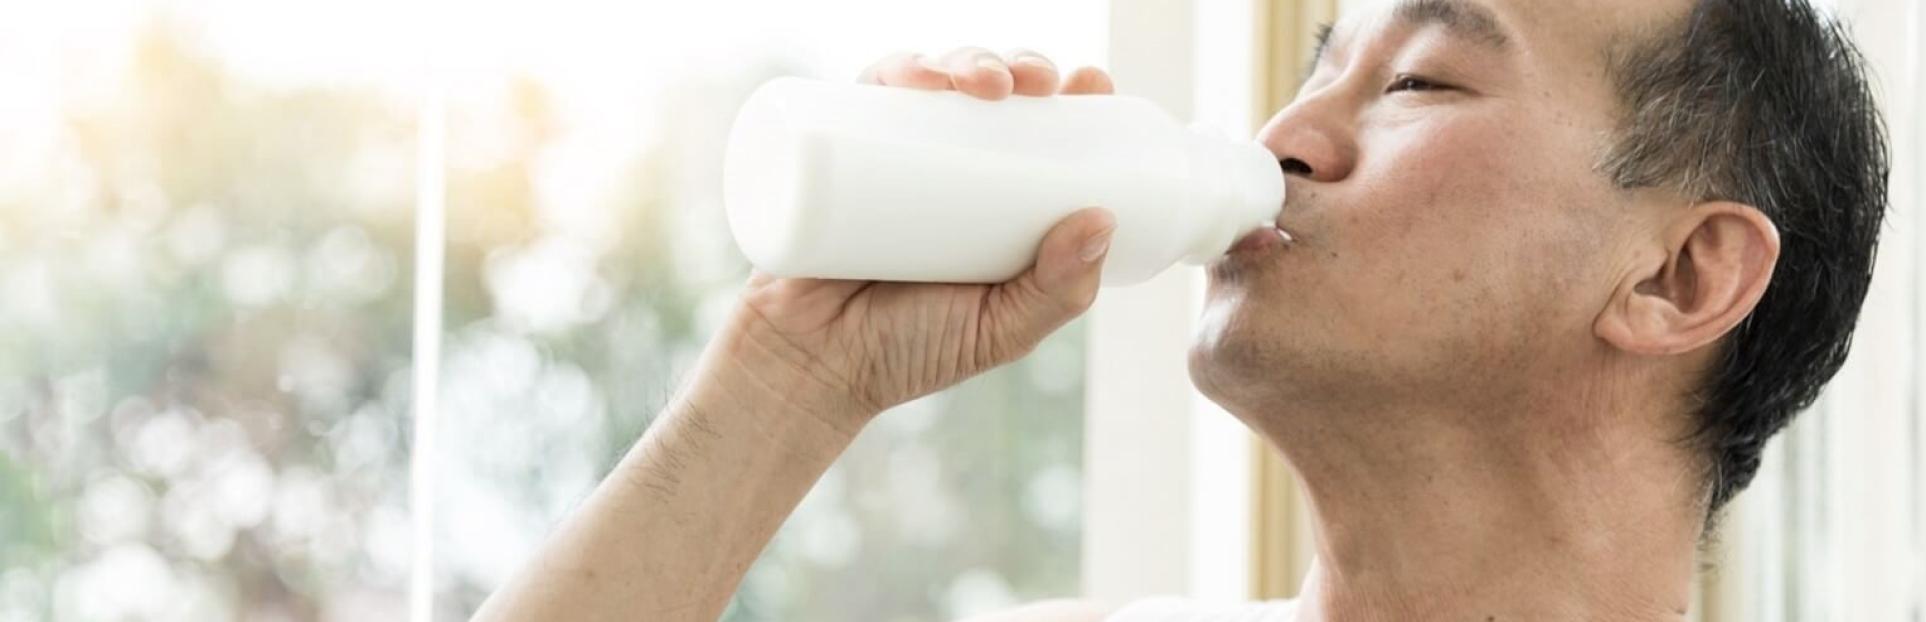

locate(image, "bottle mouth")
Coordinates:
1181 128 1289 263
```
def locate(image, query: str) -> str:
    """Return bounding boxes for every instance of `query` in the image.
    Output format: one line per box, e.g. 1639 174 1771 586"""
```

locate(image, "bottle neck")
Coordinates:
1181 125 1286 264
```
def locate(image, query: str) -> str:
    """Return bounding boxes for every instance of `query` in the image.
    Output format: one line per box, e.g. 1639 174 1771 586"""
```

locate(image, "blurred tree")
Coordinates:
1 19 1086 622
0 23 416 621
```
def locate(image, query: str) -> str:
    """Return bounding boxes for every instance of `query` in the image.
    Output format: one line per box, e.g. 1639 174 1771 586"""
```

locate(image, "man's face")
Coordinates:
1191 0 1684 413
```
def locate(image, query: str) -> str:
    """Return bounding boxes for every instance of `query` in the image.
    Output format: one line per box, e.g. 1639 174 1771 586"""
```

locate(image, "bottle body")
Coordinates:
723 76 1282 286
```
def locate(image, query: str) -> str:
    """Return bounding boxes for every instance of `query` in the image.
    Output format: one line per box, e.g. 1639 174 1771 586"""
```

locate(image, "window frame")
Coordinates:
1081 0 1318 605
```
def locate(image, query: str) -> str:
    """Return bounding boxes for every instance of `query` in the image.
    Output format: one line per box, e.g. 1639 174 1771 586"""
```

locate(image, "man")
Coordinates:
475 0 1887 619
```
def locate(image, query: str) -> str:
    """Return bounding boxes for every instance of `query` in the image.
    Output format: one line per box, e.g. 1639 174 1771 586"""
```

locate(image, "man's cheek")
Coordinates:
1342 154 1502 240
1323 197 1476 276
1320 212 1503 320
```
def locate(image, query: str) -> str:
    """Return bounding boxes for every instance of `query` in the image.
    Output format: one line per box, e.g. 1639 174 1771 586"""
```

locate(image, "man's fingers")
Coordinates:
1059 66 1116 95
859 49 1101 100
1028 207 1115 304
981 208 1115 361
856 51 953 90
939 46 1015 100
1003 48 1061 97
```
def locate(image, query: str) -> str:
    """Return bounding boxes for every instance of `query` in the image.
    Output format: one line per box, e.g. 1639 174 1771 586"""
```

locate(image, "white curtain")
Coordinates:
1718 0 1925 620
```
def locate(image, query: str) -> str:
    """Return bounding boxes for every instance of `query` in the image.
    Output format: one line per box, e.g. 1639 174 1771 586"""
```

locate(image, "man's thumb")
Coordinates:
983 207 1114 359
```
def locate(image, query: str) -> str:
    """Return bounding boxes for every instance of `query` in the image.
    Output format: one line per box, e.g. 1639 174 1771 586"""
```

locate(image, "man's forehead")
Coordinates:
1321 0 1688 68
1314 0 1509 70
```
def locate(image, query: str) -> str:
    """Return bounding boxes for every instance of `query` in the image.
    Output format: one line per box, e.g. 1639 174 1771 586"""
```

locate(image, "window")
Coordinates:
1704 0 1925 620
0 2 1107 620
0 6 419 619
427 6 1105 619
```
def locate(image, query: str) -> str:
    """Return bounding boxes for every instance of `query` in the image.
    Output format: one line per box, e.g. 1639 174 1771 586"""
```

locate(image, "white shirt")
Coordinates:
1104 597 1300 622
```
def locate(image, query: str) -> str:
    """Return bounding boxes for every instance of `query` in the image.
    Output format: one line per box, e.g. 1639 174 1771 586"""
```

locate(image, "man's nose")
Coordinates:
1257 93 1357 183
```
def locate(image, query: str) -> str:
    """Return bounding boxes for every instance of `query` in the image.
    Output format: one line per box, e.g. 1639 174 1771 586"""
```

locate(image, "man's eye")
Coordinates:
1386 74 1448 93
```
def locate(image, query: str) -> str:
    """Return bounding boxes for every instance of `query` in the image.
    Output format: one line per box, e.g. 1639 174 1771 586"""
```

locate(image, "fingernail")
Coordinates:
975 56 1006 73
918 55 946 73
1079 229 1113 262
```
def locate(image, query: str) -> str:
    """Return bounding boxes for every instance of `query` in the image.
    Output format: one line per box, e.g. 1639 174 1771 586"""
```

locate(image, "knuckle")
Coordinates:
984 330 1038 368
1056 292 1093 318
911 52 947 75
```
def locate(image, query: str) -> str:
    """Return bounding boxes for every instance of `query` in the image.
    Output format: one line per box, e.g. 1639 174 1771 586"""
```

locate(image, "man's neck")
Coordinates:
1255 397 1704 622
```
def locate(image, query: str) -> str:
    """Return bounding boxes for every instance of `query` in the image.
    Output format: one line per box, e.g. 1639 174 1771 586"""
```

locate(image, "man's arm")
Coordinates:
473 49 1120 622
474 332 1123 621
471 327 865 621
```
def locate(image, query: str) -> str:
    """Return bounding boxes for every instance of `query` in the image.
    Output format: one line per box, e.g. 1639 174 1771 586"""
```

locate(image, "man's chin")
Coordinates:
1186 325 1286 419
1191 292 1271 385
1190 277 1324 410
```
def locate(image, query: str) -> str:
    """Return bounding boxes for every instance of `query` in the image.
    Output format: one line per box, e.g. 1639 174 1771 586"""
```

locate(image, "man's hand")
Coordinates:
474 49 1120 622
725 47 1120 431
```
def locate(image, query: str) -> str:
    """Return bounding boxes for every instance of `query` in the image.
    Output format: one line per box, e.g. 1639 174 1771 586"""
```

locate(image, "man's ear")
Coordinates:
1595 201 1781 356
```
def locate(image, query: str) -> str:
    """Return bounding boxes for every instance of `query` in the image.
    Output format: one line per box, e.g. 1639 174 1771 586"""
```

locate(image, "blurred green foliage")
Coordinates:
1 22 1084 622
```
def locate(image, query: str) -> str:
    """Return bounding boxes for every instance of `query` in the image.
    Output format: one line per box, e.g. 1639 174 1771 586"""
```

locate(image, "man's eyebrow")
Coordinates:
1393 0 1511 49
1306 0 1511 72
1309 22 1336 73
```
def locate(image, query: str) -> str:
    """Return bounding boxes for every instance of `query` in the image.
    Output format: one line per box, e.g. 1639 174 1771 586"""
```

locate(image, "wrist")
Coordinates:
683 314 878 439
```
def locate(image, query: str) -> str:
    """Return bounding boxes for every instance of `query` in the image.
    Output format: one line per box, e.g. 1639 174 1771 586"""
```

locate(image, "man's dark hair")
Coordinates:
1602 0 1889 520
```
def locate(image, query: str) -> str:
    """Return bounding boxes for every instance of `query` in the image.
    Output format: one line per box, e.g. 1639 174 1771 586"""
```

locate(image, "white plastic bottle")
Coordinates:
722 76 1285 286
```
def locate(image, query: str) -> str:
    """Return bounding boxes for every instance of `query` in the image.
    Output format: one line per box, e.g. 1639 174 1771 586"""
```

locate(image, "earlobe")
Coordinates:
1595 202 1780 357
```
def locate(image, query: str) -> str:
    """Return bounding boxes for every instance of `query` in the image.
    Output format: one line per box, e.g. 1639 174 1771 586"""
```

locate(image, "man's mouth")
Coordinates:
1228 223 1293 256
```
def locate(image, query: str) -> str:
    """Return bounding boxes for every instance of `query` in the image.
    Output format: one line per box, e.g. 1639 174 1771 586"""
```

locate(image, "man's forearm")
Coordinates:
474 337 864 621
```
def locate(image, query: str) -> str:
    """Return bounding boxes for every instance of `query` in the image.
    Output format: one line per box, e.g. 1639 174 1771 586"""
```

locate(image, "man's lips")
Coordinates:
1229 224 1293 255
